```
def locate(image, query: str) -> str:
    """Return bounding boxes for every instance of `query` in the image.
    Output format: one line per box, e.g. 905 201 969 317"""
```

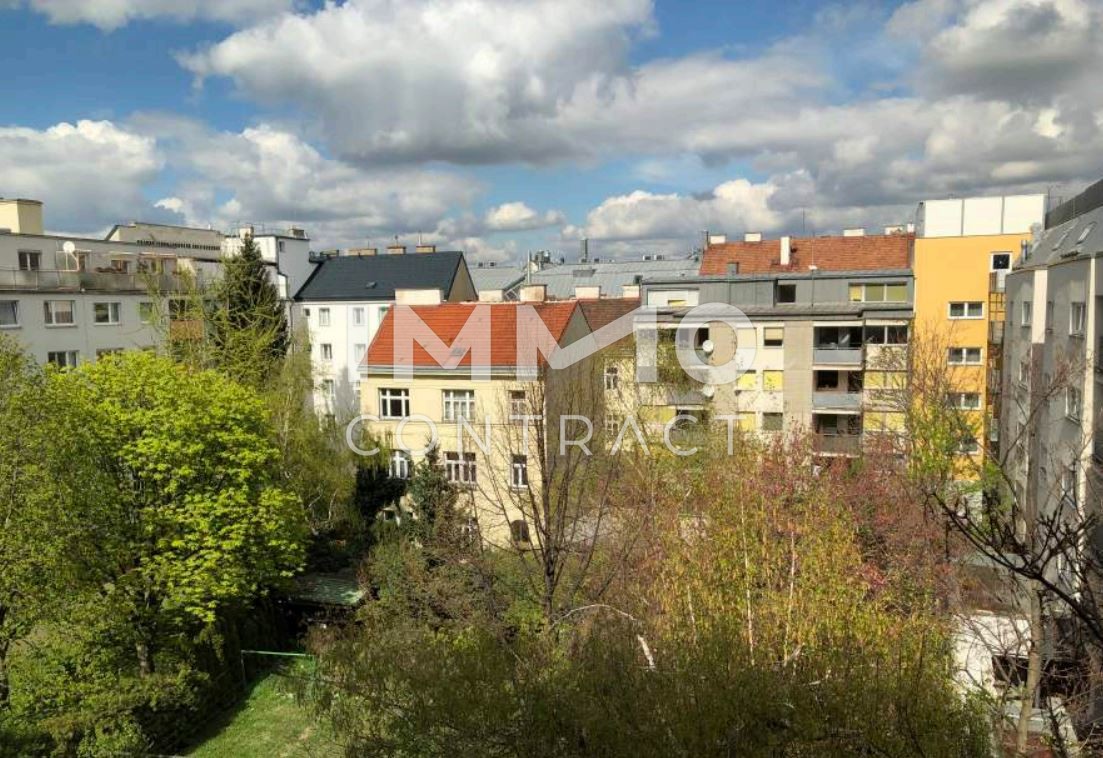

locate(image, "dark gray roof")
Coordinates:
530 257 699 298
293 251 466 301
1019 205 1103 269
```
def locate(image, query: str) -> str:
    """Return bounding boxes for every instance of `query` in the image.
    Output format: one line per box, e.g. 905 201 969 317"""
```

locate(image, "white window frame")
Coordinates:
948 301 984 320
353 307 365 326
1066 386 1082 421
378 388 410 419
510 455 528 490
389 450 411 480
17 250 41 271
354 343 367 363
1070 302 1086 336
445 451 477 487
604 365 619 390
0 300 18 328
93 302 121 325
322 379 335 400
46 350 79 368
318 307 331 327
43 300 75 326
1063 464 1078 506
139 301 155 324
949 392 981 410
442 389 475 422
948 347 982 365
1021 301 1032 327
990 252 1011 272
957 436 979 455
509 390 528 419
320 343 333 361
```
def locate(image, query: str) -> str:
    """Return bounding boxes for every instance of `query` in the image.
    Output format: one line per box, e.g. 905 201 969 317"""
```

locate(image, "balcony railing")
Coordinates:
812 391 862 411
813 434 862 456
812 347 863 366
0 268 195 293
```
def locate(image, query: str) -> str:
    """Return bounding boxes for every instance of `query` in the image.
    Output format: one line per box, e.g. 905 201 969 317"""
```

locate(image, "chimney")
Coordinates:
707 234 727 245
387 244 406 255
574 285 601 299
621 284 640 299
744 232 762 243
478 289 505 303
779 236 791 266
348 247 377 257
519 284 547 302
395 288 442 305
842 227 865 237
580 238 589 263
415 244 436 253
288 226 306 239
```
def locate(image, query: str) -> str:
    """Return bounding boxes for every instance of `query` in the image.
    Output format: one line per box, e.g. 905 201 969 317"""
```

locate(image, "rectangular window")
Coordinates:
18 251 41 271
776 283 796 304
1063 464 1078 506
93 302 120 325
763 370 783 391
604 364 619 390
0 301 17 327
991 252 1011 271
510 455 528 489
735 412 755 432
763 326 784 347
46 350 78 368
43 300 75 326
318 307 331 327
735 370 758 391
761 412 783 432
445 451 477 487
1021 301 1032 327
948 301 984 319
850 282 907 303
389 450 411 480
320 343 333 361
949 392 981 410
1018 358 1030 385
139 301 155 323
1066 387 1082 421
948 347 982 365
443 389 476 422
604 414 622 437
1070 302 1086 336
509 390 528 419
353 307 365 326
957 436 979 455
354 343 367 362
109 258 130 274
378 388 410 419
322 379 335 399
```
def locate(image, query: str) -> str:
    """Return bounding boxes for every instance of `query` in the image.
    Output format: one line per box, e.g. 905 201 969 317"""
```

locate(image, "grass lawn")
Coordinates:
184 663 341 757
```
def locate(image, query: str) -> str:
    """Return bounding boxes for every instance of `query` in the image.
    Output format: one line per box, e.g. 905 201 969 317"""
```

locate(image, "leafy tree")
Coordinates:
406 448 458 537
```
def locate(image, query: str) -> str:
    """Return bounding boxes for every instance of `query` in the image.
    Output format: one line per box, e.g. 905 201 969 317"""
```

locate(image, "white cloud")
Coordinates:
22 0 296 30
0 119 161 233
484 201 564 231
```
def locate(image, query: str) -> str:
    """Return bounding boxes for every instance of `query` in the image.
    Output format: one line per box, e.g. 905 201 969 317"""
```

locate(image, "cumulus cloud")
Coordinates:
484 201 565 231
21 0 296 30
0 119 161 233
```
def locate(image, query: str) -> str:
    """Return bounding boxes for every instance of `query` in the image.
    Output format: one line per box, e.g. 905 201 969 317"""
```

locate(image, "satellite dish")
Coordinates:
700 339 715 355
62 241 76 254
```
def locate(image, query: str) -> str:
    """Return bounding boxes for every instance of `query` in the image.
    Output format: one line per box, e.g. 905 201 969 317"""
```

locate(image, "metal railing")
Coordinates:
0 267 197 293
812 391 862 411
812 347 863 365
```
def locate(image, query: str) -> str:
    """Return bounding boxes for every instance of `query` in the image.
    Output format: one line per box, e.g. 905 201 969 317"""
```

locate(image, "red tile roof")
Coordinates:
699 234 913 276
577 297 640 331
365 301 579 369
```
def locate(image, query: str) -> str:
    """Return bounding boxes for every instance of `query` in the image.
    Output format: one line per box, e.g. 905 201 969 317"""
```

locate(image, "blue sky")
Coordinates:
0 0 1099 261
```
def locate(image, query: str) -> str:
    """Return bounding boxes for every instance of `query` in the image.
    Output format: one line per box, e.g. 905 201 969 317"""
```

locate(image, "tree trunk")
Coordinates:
0 649 9 711
136 638 154 677
1015 586 1044 755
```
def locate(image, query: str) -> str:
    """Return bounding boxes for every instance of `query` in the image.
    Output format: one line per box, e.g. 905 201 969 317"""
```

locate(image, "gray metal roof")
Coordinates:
530 257 699 298
293 251 466 301
470 265 526 293
1020 205 1103 269
646 268 914 286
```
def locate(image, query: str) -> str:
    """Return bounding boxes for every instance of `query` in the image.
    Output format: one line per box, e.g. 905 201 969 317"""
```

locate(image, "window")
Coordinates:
957 436 979 455
604 414 623 437
17 251 40 271
1075 223 1096 246
1018 358 1030 385
948 347 982 365
445 451 477 486
379 388 410 419
139 302 155 323
763 370 783 391
949 392 981 410
1070 302 1086 336
604 365 620 390
389 450 412 480
763 326 784 347
850 282 907 303
1063 464 1078 506
303 307 311 318
510 455 528 489
510 519 531 544
93 302 120 325
0 301 17 327
1066 386 1082 421
509 390 528 419
443 389 475 422
864 325 909 345
109 258 130 274
1021 301 1032 327
354 343 367 362
43 300 75 326
948 302 983 319
320 343 333 361
46 350 78 368
353 307 365 326
735 370 757 391
991 252 1011 271
776 283 796 304
761 412 783 432
318 307 331 327
96 348 122 359
322 379 335 399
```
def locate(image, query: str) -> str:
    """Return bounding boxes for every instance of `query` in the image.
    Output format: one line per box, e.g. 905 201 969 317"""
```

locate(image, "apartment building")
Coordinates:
640 231 914 456
914 195 1046 458
294 246 476 417
359 287 600 542
529 253 699 300
0 198 226 366
1002 187 1102 530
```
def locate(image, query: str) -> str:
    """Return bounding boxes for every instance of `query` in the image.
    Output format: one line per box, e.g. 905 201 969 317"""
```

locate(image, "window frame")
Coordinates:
46 350 79 368
948 301 984 320
320 343 333 361
43 300 75 326
1070 302 1086 336
17 250 41 271
92 301 121 325
761 412 783 432
389 450 412 480
318 307 331 327
0 300 18 328
949 392 981 410
352 307 365 326
1021 301 1032 327
948 346 982 365
442 389 476 422
510 455 529 490
763 326 784 348
1066 386 1082 421
444 451 477 487
378 387 410 419
604 364 620 390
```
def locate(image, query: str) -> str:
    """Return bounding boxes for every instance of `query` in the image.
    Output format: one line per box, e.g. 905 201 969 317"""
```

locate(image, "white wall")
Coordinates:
299 299 392 416
919 195 1046 238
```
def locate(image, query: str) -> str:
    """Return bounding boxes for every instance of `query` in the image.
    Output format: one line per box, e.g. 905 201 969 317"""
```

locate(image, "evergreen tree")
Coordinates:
406 448 458 538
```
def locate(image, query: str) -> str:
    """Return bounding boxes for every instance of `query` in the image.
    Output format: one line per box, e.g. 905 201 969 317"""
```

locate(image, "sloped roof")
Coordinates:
1019 205 1103 269
365 301 578 369
470 265 526 293
529 257 698 298
293 251 466 301
699 234 913 276
577 297 640 331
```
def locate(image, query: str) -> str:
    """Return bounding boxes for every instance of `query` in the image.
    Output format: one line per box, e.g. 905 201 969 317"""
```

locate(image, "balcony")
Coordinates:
813 434 861 456
0 268 196 293
812 391 862 411
812 347 863 366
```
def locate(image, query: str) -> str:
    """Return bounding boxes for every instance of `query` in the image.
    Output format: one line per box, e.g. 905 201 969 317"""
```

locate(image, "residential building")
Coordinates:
528 254 698 299
294 246 476 416
0 198 227 367
470 263 526 301
360 287 601 542
220 223 315 300
913 194 1046 459
640 231 914 456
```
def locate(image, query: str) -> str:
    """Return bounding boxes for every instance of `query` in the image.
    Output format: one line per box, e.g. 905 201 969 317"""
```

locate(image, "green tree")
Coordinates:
406 448 458 538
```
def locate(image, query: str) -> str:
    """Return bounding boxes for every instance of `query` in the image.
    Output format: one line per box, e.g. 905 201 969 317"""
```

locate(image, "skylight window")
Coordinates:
1052 226 1074 250
1076 222 1095 246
